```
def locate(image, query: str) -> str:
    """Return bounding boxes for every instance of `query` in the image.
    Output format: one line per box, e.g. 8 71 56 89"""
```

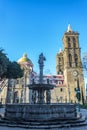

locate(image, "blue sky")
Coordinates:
0 0 87 74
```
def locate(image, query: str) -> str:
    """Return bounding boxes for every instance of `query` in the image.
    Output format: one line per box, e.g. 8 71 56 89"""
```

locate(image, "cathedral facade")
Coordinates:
56 25 86 104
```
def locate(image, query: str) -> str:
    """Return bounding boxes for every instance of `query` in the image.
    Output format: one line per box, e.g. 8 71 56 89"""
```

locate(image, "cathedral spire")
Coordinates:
67 24 72 32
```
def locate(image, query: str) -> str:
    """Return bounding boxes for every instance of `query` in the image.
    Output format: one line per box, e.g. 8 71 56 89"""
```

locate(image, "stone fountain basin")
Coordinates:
5 103 78 121
28 84 54 90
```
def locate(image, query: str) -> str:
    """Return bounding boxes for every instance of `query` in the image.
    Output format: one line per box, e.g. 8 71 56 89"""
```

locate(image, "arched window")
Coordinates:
68 42 71 48
73 42 76 48
75 54 78 66
60 88 63 92
67 37 70 42
67 37 71 48
60 96 63 103
73 37 76 48
58 70 63 75
14 91 19 103
21 90 23 97
69 54 72 67
59 58 61 63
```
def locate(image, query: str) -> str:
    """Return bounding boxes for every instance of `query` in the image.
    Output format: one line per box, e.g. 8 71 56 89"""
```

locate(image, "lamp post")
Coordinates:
75 78 81 112
75 88 80 112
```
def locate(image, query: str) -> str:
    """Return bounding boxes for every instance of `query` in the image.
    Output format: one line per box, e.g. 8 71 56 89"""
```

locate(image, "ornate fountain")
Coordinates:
2 53 86 129
29 53 54 104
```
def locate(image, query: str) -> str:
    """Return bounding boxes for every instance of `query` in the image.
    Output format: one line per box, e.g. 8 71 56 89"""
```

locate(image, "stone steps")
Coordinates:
0 116 87 129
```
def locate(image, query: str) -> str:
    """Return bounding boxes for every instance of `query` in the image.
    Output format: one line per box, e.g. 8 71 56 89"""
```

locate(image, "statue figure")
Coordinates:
38 53 46 84
38 53 46 67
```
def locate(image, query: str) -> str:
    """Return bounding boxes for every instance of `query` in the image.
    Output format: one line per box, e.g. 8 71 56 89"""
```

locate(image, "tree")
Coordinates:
0 48 9 78
6 61 23 79
0 48 24 103
5 61 24 103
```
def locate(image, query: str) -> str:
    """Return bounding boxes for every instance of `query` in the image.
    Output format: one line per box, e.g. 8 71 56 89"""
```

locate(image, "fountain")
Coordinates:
0 53 86 129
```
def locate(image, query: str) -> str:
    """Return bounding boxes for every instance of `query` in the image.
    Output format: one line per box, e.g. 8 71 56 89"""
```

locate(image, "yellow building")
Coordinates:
0 53 33 104
56 25 86 104
13 53 33 103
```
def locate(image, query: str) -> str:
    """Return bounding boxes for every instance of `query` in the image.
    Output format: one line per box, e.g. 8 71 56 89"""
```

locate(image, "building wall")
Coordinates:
13 68 32 103
0 54 33 104
82 53 87 102
0 79 8 104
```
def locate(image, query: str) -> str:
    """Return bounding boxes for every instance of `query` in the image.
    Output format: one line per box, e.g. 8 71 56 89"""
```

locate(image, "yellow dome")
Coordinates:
18 53 33 65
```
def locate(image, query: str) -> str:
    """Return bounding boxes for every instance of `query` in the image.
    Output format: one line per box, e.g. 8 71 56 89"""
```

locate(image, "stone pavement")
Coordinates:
0 125 87 130
0 108 87 130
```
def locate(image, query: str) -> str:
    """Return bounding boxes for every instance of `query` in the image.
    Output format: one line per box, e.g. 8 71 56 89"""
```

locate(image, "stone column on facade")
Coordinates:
11 79 16 103
26 71 30 103
64 49 69 68
77 49 82 67
28 70 31 103
71 50 76 67
6 79 14 104
23 70 27 103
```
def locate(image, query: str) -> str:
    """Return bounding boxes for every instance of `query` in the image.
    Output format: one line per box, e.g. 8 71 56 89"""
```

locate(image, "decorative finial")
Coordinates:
59 48 63 53
67 24 72 32
23 53 27 58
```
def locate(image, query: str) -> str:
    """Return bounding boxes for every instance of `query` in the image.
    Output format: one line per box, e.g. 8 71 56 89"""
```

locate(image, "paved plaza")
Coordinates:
0 123 87 130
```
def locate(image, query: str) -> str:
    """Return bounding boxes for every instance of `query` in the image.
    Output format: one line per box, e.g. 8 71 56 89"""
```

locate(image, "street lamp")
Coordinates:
75 87 81 112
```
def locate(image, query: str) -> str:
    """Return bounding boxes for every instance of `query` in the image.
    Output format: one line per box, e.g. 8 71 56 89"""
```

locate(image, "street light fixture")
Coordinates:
75 87 81 112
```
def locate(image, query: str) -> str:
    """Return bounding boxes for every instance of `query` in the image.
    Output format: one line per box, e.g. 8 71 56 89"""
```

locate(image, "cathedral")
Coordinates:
56 25 86 103
0 25 86 104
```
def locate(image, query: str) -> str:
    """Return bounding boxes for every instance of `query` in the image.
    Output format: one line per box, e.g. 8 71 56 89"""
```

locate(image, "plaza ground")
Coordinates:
0 108 87 130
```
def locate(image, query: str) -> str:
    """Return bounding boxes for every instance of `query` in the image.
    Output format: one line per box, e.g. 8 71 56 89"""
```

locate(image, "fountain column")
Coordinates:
46 90 51 103
38 53 46 103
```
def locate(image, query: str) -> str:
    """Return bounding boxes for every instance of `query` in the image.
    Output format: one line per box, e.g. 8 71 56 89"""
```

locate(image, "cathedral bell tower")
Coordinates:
56 48 64 75
62 24 86 103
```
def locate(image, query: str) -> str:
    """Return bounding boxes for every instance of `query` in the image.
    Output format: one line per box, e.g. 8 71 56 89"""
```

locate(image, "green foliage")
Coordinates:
0 49 9 78
81 103 87 109
0 48 23 79
6 61 24 79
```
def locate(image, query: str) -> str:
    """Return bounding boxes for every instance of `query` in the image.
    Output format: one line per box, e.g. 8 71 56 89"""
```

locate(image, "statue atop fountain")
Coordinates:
29 53 54 104
38 53 46 84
